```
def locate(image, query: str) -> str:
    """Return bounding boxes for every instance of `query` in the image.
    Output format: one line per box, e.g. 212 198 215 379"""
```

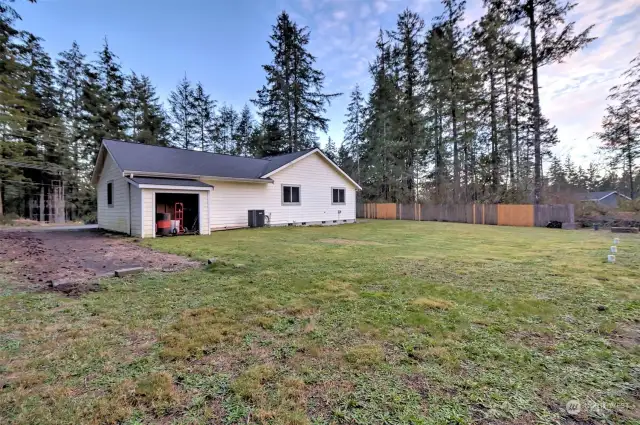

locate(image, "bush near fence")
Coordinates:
358 203 574 228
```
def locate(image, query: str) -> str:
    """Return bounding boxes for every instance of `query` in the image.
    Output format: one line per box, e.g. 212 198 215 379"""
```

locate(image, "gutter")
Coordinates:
122 170 273 184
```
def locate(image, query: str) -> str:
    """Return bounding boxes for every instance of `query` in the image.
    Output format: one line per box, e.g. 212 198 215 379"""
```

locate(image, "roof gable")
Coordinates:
261 148 362 190
579 191 631 201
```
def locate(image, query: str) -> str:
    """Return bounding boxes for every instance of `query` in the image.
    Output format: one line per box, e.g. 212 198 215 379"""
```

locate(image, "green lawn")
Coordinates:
1 221 639 424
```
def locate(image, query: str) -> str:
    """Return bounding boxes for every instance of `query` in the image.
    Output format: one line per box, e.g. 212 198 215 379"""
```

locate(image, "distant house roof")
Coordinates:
578 191 632 201
92 139 361 189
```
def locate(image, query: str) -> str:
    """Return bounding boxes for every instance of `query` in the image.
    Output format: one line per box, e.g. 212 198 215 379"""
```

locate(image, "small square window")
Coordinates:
332 188 345 204
282 185 300 205
107 182 114 207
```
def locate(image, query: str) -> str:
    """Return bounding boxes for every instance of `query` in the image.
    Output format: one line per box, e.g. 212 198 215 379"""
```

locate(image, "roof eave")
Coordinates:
124 170 273 184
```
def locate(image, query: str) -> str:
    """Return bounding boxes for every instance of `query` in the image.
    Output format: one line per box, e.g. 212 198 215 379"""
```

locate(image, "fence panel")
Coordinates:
358 203 574 227
534 204 575 226
375 203 396 220
497 204 535 227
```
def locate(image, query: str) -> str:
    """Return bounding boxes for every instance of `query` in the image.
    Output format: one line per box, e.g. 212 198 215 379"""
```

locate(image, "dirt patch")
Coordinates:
609 323 640 350
0 230 199 295
319 238 382 246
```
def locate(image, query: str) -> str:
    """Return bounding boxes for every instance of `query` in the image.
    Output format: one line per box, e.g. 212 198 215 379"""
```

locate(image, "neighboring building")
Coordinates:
577 191 631 208
91 139 361 238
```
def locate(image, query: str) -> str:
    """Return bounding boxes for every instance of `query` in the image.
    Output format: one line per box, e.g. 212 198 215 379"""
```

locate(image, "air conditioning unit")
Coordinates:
248 210 265 228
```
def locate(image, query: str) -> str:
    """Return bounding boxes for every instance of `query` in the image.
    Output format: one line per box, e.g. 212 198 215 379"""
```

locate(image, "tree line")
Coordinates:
336 0 597 204
0 0 636 222
0 2 335 220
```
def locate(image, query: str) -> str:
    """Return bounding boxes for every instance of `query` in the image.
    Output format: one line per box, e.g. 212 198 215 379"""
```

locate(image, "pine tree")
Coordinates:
324 136 337 162
253 11 340 152
214 104 238 154
0 0 36 216
502 0 595 203
362 30 399 201
235 105 254 156
191 82 216 152
56 41 87 218
343 84 365 183
434 0 466 200
125 73 170 146
80 38 127 165
168 75 196 150
389 9 425 202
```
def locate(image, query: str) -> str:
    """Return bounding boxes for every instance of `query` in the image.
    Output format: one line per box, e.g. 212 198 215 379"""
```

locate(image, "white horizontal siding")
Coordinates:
267 153 356 225
204 181 268 229
130 186 142 237
206 152 357 229
97 152 130 234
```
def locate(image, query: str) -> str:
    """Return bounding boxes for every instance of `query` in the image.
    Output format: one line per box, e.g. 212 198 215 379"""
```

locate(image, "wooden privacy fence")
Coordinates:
359 203 574 228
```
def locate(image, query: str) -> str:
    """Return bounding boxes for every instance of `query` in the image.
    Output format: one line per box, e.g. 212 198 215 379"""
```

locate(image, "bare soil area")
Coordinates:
0 230 200 295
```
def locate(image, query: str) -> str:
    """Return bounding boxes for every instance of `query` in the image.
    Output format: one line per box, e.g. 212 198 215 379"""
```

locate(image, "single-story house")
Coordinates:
91 139 361 238
577 191 631 208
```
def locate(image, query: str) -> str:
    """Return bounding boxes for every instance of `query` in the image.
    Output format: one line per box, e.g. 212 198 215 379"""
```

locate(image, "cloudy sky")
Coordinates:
16 0 640 165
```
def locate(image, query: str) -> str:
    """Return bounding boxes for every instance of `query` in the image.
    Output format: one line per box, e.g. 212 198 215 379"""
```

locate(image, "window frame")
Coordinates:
331 187 346 205
281 184 301 206
107 181 114 208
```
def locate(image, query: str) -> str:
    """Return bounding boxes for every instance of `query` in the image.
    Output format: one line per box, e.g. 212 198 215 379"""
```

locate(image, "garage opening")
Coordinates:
155 193 199 236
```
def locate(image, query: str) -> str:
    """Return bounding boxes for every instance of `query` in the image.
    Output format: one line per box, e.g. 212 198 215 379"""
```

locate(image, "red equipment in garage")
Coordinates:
174 202 184 234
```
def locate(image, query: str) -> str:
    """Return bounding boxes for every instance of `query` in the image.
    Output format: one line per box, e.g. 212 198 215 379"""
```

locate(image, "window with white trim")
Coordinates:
282 185 300 205
332 188 345 204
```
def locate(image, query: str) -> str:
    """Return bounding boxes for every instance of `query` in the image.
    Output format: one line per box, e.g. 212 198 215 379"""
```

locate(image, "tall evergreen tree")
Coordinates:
500 0 595 203
56 41 87 218
191 82 216 152
235 104 254 156
596 54 640 199
253 11 339 153
214 104 238 154
168 75 196 150
80 38 127 165
125 72 170 146
343 84 365 183
324 136 337 162
389 9 425 201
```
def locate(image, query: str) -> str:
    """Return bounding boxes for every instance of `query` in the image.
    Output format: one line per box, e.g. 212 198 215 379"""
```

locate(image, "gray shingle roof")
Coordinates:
104 139 268 179
128 177 213 188
98 139 364 189
578 191 620 201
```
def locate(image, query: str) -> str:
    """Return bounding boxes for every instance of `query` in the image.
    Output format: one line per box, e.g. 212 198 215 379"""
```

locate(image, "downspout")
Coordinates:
128 182 132 236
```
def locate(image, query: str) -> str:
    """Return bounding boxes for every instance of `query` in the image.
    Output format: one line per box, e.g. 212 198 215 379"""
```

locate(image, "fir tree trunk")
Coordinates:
514 80 520 187
627 113 635 199
489 66 499 194
528 0 542 204
504 63 515 187
463 111 469 203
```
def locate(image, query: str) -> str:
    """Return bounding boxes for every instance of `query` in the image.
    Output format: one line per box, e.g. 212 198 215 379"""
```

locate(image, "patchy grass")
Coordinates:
409 297 454 310
1 221 639 424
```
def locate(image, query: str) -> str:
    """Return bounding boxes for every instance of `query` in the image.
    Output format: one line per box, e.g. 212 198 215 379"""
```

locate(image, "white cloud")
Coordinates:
374 0 389 15
541 0 640 164
333 10 348 20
